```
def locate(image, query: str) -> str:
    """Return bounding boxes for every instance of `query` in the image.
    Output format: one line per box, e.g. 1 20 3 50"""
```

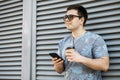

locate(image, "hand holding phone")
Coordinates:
49 53 63 60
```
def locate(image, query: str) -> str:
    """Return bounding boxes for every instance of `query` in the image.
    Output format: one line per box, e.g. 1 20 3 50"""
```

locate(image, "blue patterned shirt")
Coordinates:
57 31 109 80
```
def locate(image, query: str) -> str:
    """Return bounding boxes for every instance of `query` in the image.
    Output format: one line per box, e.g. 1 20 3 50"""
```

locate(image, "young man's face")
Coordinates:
64 9 83 31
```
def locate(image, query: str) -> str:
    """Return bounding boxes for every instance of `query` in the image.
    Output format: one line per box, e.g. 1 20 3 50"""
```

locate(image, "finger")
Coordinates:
66 50 72 53
54 58 62 63
57 60 64 64
67 57 73 62
52 58 57 61
66 53 73 57
55 60 64 65
66 49 75 53
68 59 73 62
52 58 60 64
66 56 72 60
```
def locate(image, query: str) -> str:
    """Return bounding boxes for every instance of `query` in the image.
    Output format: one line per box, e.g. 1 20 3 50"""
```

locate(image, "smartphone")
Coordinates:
49 53 63 60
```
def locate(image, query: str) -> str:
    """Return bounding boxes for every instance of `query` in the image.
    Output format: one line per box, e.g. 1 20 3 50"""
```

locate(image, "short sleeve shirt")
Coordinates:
57 31 109 80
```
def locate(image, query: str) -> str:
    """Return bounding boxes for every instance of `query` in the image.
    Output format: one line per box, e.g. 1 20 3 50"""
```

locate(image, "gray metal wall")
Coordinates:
36 0 120 80
0 0 32 80
0 0 120 80
0 0 22 80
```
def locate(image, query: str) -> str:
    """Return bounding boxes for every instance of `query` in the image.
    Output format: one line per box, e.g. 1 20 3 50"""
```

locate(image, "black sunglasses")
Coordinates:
64 15 82 21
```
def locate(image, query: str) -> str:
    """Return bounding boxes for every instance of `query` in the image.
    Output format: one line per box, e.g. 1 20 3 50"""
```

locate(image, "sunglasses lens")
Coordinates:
68 15 73 21
64 15 73 21
64 15 68 20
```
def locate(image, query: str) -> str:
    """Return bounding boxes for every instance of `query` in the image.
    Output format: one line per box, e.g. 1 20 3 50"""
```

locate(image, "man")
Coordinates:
52 5 109 80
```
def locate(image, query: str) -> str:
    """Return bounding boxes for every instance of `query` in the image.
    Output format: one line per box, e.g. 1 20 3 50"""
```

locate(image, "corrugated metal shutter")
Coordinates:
36 0 120 80
0 0 22 80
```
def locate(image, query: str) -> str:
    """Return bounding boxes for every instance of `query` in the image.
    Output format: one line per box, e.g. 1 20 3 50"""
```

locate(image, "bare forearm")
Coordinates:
81 56 109 71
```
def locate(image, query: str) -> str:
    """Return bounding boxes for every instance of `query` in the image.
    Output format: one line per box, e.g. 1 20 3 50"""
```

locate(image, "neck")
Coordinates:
72 27 86 38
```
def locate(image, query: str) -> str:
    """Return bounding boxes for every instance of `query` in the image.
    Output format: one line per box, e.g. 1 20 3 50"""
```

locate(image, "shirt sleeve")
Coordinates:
92 36 109 58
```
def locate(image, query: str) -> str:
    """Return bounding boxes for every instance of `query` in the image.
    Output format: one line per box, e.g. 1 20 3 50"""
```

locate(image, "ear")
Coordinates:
80 17 85 25
79 17 84 25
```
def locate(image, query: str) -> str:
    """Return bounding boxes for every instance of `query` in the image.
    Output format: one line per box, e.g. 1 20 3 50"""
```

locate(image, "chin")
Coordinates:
67 28 73 31
66 27 71 30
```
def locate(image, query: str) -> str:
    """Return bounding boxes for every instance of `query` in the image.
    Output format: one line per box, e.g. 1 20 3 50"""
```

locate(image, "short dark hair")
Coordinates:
67 5 88 25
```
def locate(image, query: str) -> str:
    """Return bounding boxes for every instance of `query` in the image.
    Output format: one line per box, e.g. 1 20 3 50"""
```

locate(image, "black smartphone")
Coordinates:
49 53 63 60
